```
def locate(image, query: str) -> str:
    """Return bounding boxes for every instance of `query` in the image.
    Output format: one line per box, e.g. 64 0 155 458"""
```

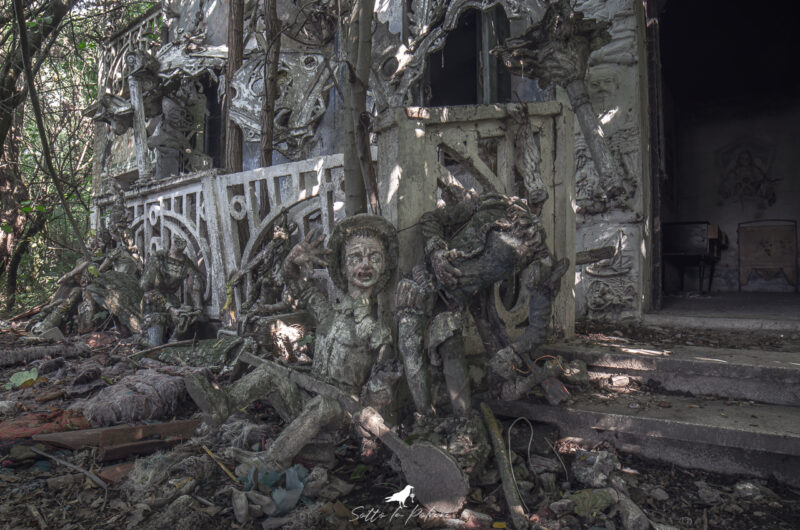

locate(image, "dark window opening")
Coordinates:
427 7 510 107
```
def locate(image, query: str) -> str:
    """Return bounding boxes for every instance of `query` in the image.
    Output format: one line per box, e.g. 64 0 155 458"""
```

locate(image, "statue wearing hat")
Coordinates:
184 214 401 470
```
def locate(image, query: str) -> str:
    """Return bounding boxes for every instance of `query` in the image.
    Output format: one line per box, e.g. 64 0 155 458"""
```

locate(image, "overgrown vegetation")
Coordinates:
0 0 155 313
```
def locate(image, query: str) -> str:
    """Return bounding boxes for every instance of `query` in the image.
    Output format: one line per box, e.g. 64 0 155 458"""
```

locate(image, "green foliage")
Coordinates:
0 0 158 314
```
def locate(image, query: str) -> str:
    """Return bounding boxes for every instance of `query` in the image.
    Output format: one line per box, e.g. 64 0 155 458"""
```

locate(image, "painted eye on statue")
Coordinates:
346 252 384 267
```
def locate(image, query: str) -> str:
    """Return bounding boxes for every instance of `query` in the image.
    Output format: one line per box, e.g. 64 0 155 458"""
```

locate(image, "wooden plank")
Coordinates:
32 419 200 450
98 462 135 484
97 439 180 462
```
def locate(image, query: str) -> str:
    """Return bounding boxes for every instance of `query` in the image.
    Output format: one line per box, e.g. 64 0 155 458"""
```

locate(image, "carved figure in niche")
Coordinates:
184 215 402 470
586 278 635 316
165 0 207 50
511 112 546 207
139 236 204 345
492 1 627 196
396 186 567 417
718 150 777 209
147 78 207 179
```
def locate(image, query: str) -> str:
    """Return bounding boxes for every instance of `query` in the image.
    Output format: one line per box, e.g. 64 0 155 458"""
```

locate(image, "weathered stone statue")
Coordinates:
86 230 144 336
30 235 110 335
184 214 401 471
233 216 297 319
397 189 567 416
139 236 203 345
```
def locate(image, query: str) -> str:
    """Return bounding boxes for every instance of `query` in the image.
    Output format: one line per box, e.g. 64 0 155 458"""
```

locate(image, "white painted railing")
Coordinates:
94 154 347 318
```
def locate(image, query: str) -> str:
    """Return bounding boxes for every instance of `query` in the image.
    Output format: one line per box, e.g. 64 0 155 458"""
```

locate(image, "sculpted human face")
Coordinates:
344 235 386 297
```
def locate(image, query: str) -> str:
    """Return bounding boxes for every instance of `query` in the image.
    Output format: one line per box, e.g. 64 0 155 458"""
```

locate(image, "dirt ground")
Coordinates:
0 320 798 529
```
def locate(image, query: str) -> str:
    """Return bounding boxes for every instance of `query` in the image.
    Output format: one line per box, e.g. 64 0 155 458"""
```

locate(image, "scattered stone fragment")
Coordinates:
46 473 84 490
557 514 581 529
549 498 575 516
569 488 618 517
733 481 762 499
231 488 249 524
246 490 276 516
650 487 669 501
528 454 560 474
460 509 492 526
562 360 590 385
611 375 630 387
538 472 558 493
571 450 620 488
39 357 65 374
0 401 16 415
302 466 328 498
694 481 723 504
39 327 65 341
73 362 101 385
617 494 649 530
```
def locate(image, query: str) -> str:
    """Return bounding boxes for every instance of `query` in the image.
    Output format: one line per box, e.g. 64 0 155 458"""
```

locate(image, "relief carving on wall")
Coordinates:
575 128 638 214
575 64 639 214
583 229 636 318
716 141 777 210
229 46 333 159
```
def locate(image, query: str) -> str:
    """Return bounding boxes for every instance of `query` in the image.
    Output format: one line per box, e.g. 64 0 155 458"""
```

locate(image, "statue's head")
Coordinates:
171 235 188 255
327 214 398 298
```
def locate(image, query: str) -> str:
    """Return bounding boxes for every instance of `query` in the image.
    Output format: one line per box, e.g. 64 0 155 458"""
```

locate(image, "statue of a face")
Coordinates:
343 235 386 296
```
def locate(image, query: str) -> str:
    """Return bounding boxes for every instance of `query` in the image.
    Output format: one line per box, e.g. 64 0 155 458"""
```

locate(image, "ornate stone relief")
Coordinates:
573 0 637 66
582 229 637 319
229 45 333 159
575 127 638 214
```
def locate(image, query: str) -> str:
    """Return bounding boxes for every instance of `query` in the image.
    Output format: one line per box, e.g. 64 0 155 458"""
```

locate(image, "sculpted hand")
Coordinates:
430 248 462 289
396 265 435 312
283 228 330 281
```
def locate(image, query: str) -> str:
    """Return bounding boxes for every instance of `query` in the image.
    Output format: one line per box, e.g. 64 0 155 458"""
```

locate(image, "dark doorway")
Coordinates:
651 0 800 312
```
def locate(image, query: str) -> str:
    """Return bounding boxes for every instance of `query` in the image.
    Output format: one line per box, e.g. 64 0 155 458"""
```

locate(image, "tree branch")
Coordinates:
13 0 87 258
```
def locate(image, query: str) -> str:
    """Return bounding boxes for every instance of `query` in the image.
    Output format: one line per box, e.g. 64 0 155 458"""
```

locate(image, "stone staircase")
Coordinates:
489 340 800 487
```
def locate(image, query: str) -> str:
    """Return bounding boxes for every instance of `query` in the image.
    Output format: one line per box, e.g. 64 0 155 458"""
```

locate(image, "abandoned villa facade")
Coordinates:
88 0 800 334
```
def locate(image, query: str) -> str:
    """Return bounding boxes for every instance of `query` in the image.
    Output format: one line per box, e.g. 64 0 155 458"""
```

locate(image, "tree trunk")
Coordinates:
343 0 374 216
259 0 280 167
5 210 46 310
225 0 244 172
0 106 27 279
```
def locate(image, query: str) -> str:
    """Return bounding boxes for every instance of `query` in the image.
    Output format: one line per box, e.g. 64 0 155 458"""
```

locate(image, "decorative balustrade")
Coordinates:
99 6 163 97
94 154 347 320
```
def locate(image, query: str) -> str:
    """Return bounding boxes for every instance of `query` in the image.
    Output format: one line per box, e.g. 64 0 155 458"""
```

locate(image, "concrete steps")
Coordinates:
488 341 800 486
489 392 800 487
539 342 800 406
